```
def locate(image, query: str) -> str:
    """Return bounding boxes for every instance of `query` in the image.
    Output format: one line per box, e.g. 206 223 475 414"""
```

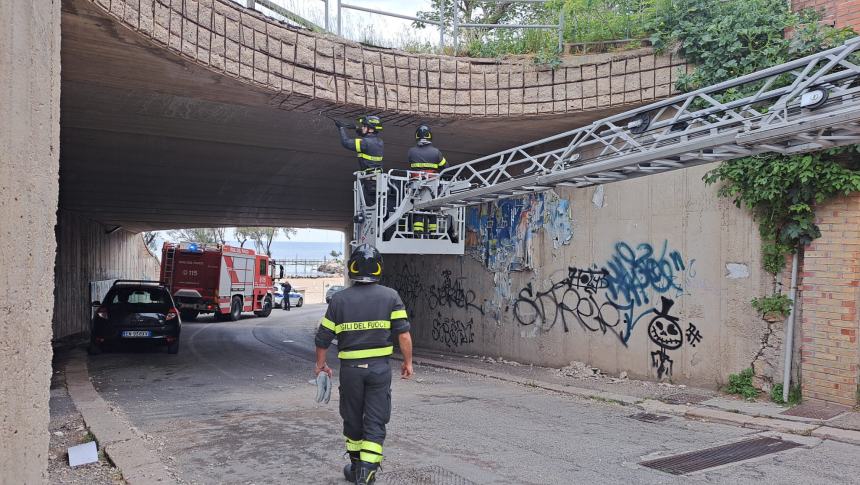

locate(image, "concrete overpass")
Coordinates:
3 0 687 480
60 0 685 232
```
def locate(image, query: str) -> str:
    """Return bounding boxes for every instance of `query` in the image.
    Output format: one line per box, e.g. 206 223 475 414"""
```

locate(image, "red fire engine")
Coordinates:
159 242 283 321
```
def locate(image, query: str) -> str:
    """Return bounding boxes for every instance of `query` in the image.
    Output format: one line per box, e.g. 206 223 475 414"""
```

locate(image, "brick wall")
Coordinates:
800 193 860 406
794 0 860 30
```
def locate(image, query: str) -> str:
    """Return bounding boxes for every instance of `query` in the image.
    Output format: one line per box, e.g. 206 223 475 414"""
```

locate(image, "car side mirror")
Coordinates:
91 301 101 307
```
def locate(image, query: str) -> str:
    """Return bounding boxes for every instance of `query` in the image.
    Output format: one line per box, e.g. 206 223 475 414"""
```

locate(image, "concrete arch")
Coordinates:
86 0 687 122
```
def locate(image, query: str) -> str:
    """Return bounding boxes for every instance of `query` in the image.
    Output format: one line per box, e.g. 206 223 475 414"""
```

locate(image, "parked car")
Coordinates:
89 280 181 354
325 285 345 303
272 286 304 309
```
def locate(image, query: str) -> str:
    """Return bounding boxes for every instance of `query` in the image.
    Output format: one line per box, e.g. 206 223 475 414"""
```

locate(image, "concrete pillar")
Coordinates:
0 0 61 481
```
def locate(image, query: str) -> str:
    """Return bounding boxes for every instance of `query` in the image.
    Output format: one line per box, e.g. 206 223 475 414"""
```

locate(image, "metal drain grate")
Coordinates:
378 465 477 485
640 437 802 475
630 412 672 423
662 392 711 405
780 401 850 420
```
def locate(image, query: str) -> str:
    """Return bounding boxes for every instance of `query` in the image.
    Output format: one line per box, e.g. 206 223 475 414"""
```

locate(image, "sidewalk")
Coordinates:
401 349 860 446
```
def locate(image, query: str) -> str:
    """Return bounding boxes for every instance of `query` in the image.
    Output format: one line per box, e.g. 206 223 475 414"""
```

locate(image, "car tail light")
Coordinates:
166 308 179 320
96 306 108 319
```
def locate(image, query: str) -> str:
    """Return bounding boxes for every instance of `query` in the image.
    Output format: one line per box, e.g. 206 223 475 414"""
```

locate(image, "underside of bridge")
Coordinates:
60 0 666 232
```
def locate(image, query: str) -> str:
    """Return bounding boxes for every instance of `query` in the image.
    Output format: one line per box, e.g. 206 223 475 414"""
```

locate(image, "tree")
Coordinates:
246 227 280 257
234 227 253 248
282 227 298 240
414 1 538 46
167 228 218 243
212 227 228 245
143 231 159 253
329 250 343 262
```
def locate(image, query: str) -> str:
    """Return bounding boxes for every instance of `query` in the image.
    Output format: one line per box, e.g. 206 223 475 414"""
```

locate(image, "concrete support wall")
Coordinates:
53 210 161 339
387 165 778 388
800 194 860 405
0 0 61 481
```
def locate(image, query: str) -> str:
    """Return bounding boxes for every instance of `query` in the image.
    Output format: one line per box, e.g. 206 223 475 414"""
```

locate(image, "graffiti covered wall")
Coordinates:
386 164 777 388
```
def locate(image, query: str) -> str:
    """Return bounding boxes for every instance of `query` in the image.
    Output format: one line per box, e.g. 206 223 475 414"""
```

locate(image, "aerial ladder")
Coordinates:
352 37 860 254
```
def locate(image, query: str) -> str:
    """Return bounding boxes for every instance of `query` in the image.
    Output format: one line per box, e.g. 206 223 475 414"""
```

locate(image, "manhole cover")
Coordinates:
640 437 802 475
378 465 477 485
630 412 672 423
780 401 850 420
662 392 710 405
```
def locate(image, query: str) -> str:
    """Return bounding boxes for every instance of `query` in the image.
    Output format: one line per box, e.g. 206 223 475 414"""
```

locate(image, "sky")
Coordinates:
280 228 344 242
264 0 438 46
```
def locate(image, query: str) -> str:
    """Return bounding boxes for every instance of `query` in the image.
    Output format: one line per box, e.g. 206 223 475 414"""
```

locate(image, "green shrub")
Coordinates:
770 383 802 406
751 294 793 318
724 368 759 399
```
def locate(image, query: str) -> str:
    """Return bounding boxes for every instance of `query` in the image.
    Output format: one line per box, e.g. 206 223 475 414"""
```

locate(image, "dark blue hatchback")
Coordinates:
89 280 181 354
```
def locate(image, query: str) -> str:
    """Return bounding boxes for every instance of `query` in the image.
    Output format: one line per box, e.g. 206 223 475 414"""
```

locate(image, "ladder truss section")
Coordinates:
353 171 465 255
416 37 860 211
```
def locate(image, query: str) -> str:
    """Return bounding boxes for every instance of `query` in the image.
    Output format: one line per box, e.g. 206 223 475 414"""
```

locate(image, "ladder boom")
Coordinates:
415 36 860 211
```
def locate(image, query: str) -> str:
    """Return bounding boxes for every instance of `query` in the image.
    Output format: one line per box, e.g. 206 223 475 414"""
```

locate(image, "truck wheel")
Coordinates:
255 297 273 318
180 310 198 322
228 296 242 321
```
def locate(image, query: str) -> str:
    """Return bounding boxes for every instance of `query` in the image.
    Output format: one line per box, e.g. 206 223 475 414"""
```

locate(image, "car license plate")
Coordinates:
121 331 152 338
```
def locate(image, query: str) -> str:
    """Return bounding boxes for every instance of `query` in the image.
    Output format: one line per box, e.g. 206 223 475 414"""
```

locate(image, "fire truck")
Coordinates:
159 242 283 321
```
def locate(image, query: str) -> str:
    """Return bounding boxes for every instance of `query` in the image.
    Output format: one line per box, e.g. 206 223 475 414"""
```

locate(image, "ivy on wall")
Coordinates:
651 0 860 317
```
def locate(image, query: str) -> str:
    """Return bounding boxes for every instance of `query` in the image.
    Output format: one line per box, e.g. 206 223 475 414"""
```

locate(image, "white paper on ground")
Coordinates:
68 441 98 467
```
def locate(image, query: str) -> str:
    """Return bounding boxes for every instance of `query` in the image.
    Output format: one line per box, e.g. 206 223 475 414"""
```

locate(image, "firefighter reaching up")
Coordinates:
335 115 384 206
335 115 384 172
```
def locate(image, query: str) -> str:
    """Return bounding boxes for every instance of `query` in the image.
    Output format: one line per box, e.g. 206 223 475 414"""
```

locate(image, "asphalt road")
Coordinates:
87 304 859 485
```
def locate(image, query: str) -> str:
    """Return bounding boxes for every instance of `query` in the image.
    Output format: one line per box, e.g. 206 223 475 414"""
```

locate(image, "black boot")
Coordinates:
354 461 378 485
343 451 360 482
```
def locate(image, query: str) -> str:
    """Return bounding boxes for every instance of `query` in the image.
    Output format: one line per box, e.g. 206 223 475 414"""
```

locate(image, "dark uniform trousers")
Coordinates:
340 359 392 462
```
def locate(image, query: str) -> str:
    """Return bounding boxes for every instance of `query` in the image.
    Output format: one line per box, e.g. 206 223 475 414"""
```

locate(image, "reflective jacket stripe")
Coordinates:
338 346 394 359
321 317 336 331
358 153 383 162
355 138 362 152
335 320 391 333
391 310 407 320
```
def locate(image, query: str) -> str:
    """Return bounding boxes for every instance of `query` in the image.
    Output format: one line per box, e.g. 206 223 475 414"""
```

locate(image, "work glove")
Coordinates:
314 371 332 404
334 119 351 129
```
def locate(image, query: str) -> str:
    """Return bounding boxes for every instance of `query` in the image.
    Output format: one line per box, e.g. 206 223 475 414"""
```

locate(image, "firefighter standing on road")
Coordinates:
314 244 413 485
335 115 384 207
408 124 447 238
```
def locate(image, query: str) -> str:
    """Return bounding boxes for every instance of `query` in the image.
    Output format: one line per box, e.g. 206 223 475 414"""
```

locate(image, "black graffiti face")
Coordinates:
648 317 683 350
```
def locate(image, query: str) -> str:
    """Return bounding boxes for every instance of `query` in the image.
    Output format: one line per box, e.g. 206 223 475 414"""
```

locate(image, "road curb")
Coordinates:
408 354 643 406
65 349 176 484
406 354 860 447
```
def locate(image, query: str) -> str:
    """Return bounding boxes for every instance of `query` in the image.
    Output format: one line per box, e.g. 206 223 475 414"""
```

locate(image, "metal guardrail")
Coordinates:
237 0 564 54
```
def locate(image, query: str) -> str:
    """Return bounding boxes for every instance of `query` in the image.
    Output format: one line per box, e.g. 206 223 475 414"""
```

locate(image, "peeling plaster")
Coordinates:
592 185 607 208
725 263 750 279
